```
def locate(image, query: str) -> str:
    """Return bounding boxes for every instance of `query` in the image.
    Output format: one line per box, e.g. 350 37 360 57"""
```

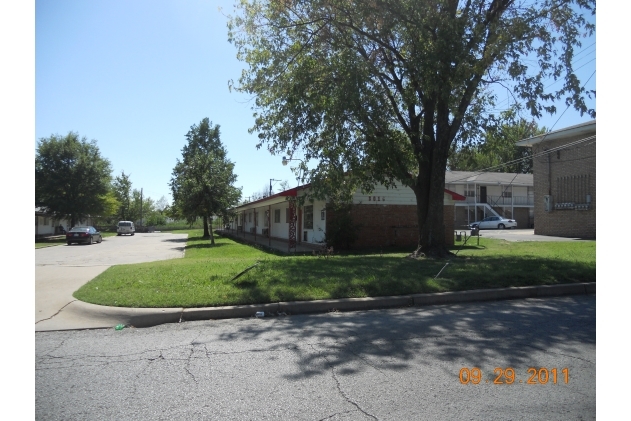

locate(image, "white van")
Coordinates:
117 221 135 236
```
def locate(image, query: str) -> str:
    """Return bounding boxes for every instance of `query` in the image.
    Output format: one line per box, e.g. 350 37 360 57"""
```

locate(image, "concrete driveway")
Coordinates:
35 232 188 331
466 228 591 242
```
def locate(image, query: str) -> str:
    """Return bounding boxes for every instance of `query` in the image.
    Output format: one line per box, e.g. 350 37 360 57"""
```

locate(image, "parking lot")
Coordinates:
460 228 589 242
35 232 188 331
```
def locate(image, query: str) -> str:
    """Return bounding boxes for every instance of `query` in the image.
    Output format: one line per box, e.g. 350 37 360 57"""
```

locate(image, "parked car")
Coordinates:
66 226 102 245
117 221 135 236
470 216 517 230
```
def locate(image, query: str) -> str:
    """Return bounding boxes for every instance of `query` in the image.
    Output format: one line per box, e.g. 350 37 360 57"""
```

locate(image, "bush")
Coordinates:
324 204 362 250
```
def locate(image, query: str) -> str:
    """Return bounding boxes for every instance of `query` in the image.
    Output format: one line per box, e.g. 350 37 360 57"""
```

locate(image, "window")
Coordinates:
248 212 252 223
286 208 289 223
304 205 313 229
501 191 512 198
321 209 325 220
274 209 280 223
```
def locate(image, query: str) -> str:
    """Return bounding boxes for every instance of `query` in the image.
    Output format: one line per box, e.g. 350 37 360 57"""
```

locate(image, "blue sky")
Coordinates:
34 0 595 205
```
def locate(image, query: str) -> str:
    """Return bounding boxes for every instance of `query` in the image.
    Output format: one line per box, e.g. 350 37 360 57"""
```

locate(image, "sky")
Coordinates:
33 0 596 206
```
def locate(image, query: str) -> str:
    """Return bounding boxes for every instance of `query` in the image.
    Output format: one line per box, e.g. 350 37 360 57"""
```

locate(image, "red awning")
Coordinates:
444 188 466 201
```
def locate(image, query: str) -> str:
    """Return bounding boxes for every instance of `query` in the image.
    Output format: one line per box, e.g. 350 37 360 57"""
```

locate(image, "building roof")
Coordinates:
234 183 465 211
445 171 533 186
515 119 596 147
235 185 307 210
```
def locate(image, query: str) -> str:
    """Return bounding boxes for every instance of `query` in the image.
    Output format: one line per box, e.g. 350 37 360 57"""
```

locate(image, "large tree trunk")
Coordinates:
413 129 452 258
203 215 210 237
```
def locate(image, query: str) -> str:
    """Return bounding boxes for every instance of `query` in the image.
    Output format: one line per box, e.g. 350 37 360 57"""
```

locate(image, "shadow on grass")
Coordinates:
185 242 229 250
217 254 595 307
204 294 595 381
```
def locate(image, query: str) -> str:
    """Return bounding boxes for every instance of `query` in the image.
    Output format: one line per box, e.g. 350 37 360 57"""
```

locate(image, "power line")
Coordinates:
489 44 596 113
447 134 596 184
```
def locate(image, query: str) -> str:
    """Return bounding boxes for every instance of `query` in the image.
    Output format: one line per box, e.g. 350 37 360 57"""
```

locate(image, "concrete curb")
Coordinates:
177 282 594 324
41 282 595 331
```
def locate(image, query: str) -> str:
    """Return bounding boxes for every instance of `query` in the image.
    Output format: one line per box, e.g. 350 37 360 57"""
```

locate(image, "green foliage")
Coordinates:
448 110 547 173
35 132 113 226
73 232 595 308
324 203 362 250
110 171 166 225
92 191 122 225
170 118 242 238
228 0 595 255
112 171 133 221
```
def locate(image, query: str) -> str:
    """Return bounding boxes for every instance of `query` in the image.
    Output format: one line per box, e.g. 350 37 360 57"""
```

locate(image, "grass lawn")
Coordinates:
35 232 118 248
73 229 596 308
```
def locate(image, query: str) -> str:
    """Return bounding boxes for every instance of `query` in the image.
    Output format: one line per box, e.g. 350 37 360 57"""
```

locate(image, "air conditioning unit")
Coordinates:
544 195 552 212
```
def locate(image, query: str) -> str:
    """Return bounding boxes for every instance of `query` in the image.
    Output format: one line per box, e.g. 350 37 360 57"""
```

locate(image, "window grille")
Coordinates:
304 205 313 229
555 174 592 210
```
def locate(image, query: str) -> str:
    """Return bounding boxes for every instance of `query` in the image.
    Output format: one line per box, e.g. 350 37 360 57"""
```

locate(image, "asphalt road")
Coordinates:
35 233 188 331
36 295 595 420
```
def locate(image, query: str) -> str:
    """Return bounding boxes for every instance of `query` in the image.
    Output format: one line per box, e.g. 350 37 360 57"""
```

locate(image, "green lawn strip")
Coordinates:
73 231 595 308
36 232 118 248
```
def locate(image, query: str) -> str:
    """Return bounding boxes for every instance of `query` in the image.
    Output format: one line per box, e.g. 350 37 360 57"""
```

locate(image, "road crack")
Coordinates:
308 344 378 420
184 347 198 383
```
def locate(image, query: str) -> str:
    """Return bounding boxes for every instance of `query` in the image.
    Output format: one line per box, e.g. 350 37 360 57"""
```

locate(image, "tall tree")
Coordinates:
228 0 595 256
35 132 113 227
170 118 242 243
448 110 546 173
112 170 133 221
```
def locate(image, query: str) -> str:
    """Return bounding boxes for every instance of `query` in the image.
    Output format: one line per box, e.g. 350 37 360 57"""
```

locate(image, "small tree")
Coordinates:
112 170 133 221
170 118 242 244
35 132 113 227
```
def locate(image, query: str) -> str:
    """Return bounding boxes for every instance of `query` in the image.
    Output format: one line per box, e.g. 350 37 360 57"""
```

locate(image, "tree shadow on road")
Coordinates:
208 295 595 381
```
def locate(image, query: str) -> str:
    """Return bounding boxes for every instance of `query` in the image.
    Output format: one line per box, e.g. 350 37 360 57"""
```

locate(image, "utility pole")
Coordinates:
269 179 281 196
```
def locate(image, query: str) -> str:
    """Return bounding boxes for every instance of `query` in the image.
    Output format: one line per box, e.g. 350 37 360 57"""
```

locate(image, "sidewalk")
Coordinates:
35 282 595 332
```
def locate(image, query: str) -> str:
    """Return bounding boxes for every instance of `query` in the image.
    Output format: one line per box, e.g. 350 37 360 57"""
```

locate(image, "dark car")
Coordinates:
66 226 103 245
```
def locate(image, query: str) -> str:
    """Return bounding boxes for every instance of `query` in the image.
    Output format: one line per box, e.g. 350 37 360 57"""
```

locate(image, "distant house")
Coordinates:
516 120 596 238
227 182 465 250
445 171 534 229
35 207 92 237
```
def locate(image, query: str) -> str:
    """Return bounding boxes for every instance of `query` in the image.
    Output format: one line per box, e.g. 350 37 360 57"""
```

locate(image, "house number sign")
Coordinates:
368 196 386 202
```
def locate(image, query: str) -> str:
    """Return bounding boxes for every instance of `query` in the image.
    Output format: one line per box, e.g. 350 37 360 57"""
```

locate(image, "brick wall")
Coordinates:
326 204 455 249
531 133 596 238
